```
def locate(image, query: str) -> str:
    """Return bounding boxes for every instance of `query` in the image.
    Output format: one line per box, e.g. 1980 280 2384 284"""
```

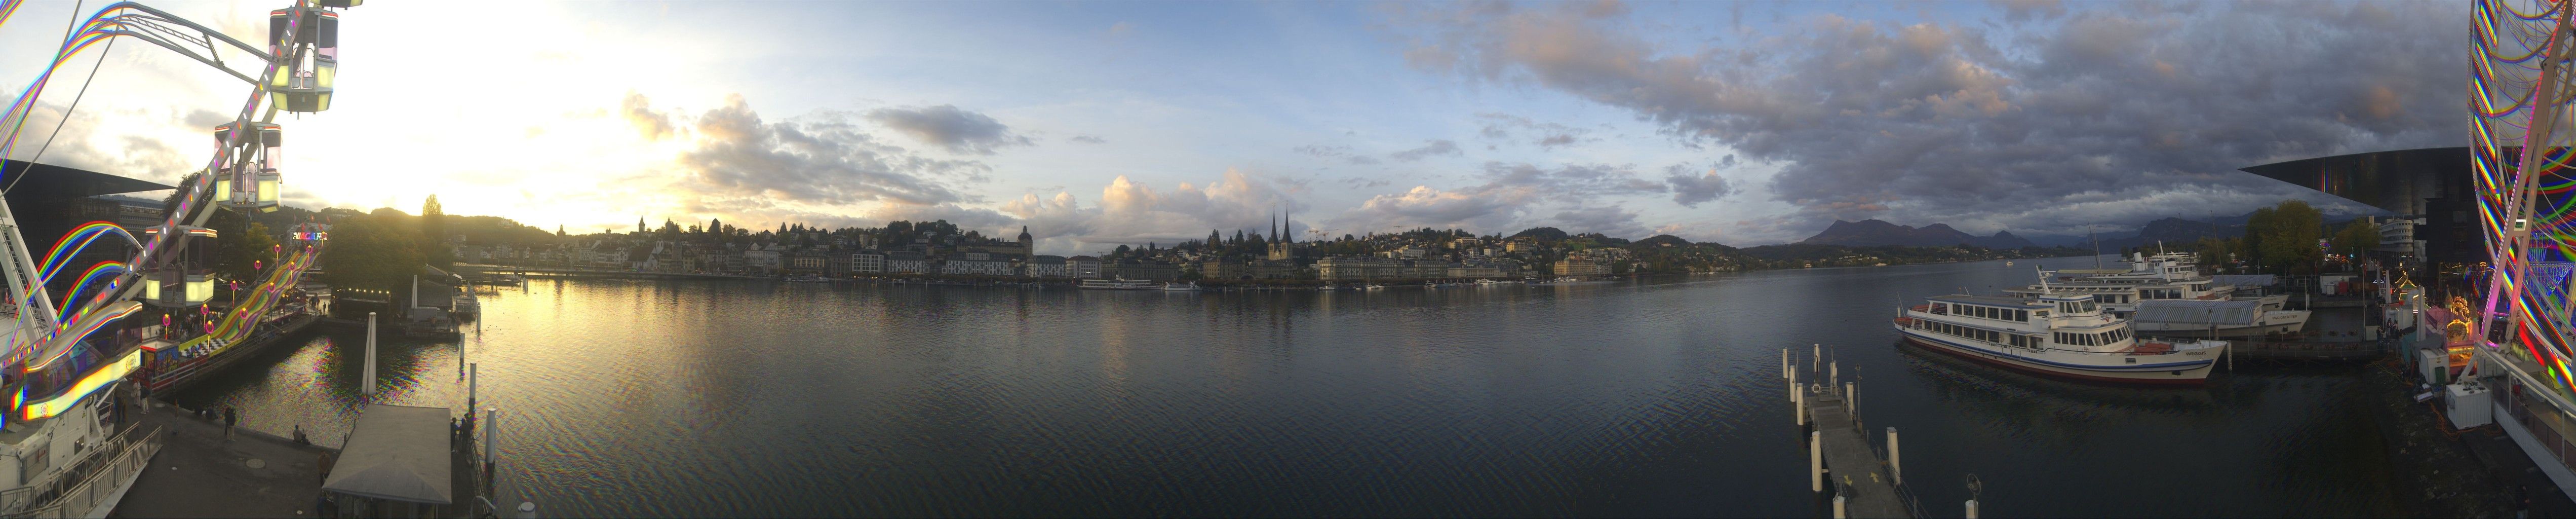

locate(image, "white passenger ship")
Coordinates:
2001 252 2310 338
1894 291 2228 384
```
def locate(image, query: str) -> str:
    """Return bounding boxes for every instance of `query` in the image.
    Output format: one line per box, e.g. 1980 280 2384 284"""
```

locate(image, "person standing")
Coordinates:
222 406 237 442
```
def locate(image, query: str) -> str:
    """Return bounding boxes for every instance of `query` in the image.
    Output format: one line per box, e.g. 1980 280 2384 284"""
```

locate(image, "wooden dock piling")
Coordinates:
1791 347 1916 518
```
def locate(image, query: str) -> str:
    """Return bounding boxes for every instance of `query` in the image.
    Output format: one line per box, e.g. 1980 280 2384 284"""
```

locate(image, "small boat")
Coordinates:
1364 284 1386 290
1895 291 2226 384
1079 278 1160 290
1161 282 1202 291
451 293 480 316
1423 281 1441 289
786 274 832 283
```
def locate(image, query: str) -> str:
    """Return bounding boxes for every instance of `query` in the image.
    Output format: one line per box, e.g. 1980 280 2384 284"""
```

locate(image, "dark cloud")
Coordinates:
1398 1 2452 235
676 94 986 208
1388 139 1463 162
1665 157 1738 207
864 104 1033 155
182 109 234 130
1997 0 2069 24
621 92 676 140
1069 135 1108 144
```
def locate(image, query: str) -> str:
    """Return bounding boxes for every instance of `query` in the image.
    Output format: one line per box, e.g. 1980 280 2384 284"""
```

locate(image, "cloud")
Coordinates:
1336 161 1666 233
1069 135 1108 144
1550 204 1647 238
6 103 193 183
1388 139 1462 162
1665 161 1736 207
1396 1 2454 233
864 104 1033 155
1475 113 1591 150
1003 168 1306 252
674 94 987 210
621 92 677 140
1297 143 1384 165
1293 144 1352 157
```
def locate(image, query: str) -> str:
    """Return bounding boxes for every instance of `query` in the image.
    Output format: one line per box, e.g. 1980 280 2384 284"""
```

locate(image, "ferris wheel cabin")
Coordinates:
266 8 338 113
211 121 281 212
138 226 217 308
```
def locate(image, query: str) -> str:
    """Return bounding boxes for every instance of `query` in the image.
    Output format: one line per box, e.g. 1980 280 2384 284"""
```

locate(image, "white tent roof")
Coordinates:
322 404 453 504
2132 299 2264 325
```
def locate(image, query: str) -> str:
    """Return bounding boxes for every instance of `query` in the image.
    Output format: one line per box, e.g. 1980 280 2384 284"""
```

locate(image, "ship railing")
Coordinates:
0 422 162 518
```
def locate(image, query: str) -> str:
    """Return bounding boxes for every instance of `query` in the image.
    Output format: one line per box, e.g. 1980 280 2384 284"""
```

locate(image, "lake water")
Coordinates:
176 256 2398 517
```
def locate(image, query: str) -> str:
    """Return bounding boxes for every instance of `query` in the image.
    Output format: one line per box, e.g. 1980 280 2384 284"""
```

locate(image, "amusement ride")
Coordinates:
0 1 359 514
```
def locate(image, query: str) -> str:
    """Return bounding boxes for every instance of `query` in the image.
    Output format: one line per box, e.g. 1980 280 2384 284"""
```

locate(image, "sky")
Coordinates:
0 1 2454 255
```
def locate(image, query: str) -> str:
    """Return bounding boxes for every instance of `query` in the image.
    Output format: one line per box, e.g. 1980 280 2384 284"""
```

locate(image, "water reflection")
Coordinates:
173 258 2397 517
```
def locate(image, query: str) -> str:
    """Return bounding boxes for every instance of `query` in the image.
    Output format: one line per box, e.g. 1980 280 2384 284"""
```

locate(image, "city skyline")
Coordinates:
2 1 2442 254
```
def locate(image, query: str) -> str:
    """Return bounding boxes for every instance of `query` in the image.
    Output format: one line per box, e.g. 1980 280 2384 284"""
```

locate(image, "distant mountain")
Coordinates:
1798 219 2035 249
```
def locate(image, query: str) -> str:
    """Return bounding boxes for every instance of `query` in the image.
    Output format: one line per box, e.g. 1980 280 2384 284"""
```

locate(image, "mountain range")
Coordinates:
1797 219 2035 249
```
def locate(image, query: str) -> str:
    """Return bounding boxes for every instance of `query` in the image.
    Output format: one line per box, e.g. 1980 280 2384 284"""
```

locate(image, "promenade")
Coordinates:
114 400 336 518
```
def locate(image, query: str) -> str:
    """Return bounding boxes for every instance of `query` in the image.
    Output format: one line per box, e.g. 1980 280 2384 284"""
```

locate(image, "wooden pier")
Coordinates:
1787 346 1926 518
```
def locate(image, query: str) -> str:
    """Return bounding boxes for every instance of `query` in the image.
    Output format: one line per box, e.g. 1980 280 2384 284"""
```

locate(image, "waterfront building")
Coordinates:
1026 255 1068 277
885 251 928 274
745 246 782 272
1250 259 1297 279
1108 261 1180 281
1069 255 1103 278
942 253 1015 276
1200 258 1242 280
851 252 885 274
1555 257 1610 277
1448 263 1507 279
788 251 829 275
1317 256 1394 280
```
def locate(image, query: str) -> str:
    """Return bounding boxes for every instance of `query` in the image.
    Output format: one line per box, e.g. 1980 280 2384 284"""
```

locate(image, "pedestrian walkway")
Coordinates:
112 400 337 518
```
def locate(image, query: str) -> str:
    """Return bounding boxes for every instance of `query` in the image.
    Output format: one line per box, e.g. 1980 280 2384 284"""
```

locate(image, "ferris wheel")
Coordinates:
0 0 358 421
2471 0 2576 389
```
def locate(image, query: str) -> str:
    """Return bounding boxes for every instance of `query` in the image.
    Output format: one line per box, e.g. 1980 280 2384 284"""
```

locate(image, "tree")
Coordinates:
420 195 451 269
2244 200 2323 274
201 209 279 284
2331 220 2379 260
328 213 428 293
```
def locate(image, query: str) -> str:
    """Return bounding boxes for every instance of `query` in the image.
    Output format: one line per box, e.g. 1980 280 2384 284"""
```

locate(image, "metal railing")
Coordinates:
0 424 162 518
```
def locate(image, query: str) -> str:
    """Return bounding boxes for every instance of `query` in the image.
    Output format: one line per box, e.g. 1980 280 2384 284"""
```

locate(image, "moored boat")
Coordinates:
1078 278 1160 290
1894 291 2227 384
1161 282 1202 291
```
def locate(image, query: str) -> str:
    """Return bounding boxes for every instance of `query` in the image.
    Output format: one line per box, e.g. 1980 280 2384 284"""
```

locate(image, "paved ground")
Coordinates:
110 399 337 518
2363 358 2576 517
